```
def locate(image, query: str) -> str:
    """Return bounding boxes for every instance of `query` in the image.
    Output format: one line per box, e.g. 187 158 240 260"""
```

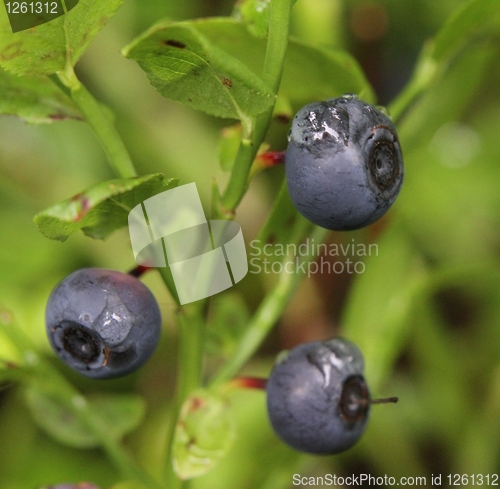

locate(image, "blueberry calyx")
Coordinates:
365 124 402 195
52 320 106 369
61 323 101 364
339 375 370 422
370 142 398 188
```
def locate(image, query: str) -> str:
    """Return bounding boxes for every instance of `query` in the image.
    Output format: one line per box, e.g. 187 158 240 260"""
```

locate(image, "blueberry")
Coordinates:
46 268 161 379
286 95 404 230
266 338 371 454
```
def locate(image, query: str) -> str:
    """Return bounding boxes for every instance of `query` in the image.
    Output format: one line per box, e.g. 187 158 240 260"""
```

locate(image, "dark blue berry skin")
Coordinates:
286 96 404 231
266 338 370 454
46 268 161 379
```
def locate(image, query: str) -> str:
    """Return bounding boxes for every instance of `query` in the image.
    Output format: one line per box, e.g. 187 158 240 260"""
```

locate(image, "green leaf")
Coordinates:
124 18 373 120
0 0 123 76
0 68 82 123
192 18 375 107
431 0 500 63
34 174 178 241
389 0 500 122
123 20 275 122
233 0 270 38
4 0 78 33
172 389 235 480
25 389 146 449
282 38 376 106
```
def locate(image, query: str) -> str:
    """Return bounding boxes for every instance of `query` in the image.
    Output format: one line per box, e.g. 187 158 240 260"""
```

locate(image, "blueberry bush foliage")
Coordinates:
1 0 500 488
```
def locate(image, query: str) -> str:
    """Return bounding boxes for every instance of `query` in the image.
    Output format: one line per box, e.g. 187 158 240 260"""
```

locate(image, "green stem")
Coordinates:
163 302 205 488
210 222 328 388
220 137 254 212
157 267 181 307
256 180 297 245
176 304 205 406
57 68 137 179
261 0 294 93
388 43 438 125
221 0 293 211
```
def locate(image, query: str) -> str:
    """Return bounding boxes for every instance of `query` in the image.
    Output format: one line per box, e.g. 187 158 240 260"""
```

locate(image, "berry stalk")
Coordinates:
227 376 268 391
368 396 399 405
128 264 152 278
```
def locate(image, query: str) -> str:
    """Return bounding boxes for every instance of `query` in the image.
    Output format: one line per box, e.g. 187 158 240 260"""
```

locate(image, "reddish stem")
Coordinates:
229 376 268 390
128 264 153 278
256 150 286 168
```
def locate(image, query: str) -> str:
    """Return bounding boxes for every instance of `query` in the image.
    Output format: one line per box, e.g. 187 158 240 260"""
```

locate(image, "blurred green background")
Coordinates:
1 0 499 488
